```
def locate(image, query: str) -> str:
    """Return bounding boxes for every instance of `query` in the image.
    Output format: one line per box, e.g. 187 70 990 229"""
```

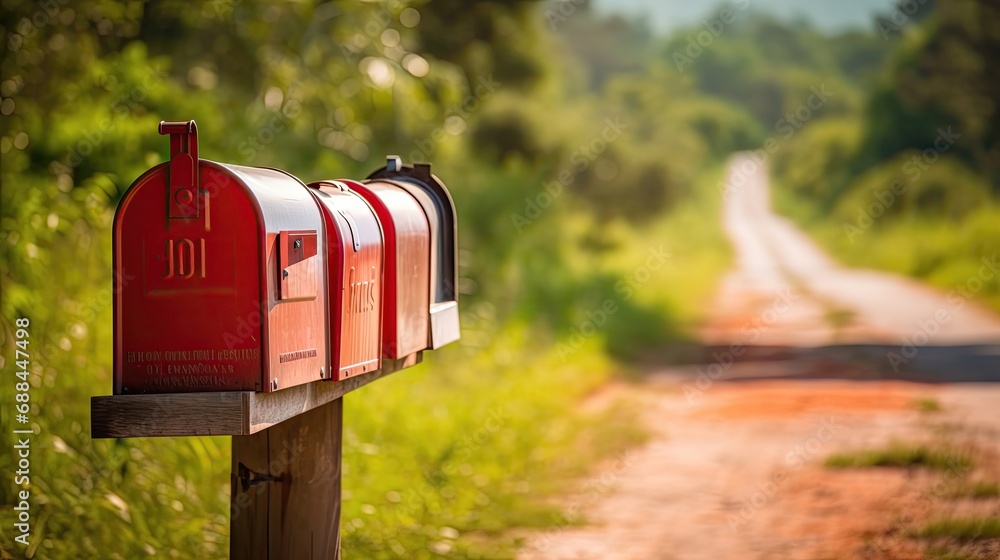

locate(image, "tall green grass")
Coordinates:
340 330 646 558
337 164 732 557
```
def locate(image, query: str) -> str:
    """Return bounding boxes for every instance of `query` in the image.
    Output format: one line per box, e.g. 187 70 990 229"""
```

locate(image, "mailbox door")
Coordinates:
114 163 264 393
306 181 383 380
343 179 430 359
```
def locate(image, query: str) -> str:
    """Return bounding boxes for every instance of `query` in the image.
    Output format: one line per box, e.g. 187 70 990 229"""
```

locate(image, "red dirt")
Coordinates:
518 379 1000 560
696 381 918 419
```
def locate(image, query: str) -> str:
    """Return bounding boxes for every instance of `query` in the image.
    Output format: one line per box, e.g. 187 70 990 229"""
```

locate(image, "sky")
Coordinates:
589 0 899 35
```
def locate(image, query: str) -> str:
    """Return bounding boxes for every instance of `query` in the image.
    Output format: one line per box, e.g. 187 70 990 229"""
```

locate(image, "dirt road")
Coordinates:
702 153 1000 347
519 379 999 560
517 156 1000 559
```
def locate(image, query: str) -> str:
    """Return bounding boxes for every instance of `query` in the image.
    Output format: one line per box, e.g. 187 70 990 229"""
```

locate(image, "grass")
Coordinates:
627 164 732 329
915 397 943 412
586 164 732 362
824 443 972 471
914 517 1000 540
948 480 1000 500
339 330 649 558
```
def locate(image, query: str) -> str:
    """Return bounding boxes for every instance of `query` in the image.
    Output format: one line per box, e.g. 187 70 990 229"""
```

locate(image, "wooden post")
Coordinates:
230 398 343 560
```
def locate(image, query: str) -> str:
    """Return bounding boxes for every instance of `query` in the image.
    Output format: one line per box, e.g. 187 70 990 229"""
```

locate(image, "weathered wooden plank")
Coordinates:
90 391 247 438
90 353 420 438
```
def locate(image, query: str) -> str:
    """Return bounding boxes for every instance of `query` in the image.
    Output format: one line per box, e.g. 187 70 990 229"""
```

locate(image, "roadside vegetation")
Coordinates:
767 2 1000 312
824 442 972 471
914 517 1000 542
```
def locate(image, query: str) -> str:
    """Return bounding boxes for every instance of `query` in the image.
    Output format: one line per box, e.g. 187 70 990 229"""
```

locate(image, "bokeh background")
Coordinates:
1 0 999 558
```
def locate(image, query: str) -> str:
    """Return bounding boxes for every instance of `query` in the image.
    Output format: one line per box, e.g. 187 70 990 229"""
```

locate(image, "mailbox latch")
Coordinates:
278 230 319 300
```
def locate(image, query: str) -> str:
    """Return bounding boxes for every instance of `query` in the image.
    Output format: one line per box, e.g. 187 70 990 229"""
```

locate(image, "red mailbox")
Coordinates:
343 177 432 359
306 180 383 380
111 123 459 395
113 121 328 393
367 157 460 349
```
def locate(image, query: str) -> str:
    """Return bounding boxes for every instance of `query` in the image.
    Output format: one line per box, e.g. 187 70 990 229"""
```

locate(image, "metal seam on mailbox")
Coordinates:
337 208 361 251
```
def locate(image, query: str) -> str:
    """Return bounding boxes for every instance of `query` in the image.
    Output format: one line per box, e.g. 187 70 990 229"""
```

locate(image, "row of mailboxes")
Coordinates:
112 121 459 394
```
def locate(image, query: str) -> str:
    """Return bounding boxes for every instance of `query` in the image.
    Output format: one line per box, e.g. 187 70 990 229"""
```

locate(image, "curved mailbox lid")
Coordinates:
342 178 431 359
306 180 383 380
215 163 328 392
366 157 460 349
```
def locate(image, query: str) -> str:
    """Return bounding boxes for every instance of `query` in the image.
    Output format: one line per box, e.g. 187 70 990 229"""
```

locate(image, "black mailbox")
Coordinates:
367 156 460 349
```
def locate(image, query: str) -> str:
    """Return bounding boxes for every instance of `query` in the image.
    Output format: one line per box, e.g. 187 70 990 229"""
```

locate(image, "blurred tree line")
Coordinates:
771 0 999 209
760 0 1000 302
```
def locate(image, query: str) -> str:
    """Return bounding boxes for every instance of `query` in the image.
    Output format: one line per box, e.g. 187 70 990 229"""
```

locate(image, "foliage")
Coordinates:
857 0 1000 191
947 480 1000 500
835 155 991 223
765 1 1000 312
824 443 973 471
914 397 942 412
770 118 862 204
660 15 867 127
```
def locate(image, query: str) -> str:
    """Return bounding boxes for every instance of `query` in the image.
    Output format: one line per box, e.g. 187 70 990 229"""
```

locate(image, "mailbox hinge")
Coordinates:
159 120 201 220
